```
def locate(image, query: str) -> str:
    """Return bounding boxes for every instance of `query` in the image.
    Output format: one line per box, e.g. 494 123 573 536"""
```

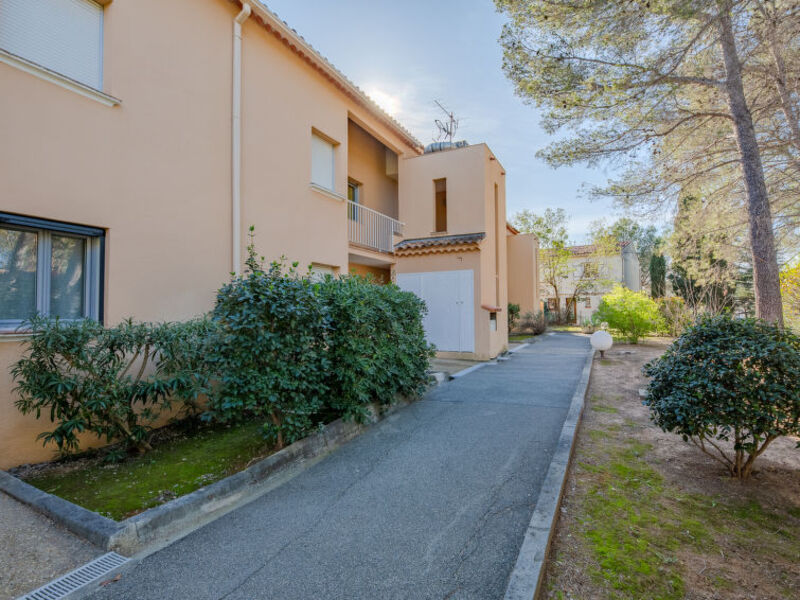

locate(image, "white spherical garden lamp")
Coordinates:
590 329 613 358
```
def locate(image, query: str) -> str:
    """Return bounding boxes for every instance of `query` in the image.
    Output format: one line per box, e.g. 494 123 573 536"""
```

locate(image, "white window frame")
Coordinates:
0 215 103 333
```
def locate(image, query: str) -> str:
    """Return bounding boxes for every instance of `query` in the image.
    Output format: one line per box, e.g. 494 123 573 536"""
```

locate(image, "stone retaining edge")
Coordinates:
502 347 595 600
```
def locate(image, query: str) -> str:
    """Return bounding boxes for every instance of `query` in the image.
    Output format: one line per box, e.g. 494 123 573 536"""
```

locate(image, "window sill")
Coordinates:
0 48 121 107
310 183 346 202
0 332 32 342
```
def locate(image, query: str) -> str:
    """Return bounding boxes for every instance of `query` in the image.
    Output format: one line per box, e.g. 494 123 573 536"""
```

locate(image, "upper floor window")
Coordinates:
434 178 447 232
0 0 104 90
311 133 335 191
0 213 103 331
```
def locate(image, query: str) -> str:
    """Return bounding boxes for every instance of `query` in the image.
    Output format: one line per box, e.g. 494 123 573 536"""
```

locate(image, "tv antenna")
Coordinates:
434 100 459 143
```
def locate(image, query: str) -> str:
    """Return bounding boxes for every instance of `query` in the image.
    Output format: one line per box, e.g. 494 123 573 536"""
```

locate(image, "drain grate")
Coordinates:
20 552 129 600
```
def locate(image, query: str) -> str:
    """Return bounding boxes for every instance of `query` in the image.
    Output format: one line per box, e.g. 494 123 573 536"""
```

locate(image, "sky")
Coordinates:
263 0 622 241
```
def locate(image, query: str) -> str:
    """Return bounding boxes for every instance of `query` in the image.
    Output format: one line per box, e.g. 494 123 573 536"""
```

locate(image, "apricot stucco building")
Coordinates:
0 0 537 467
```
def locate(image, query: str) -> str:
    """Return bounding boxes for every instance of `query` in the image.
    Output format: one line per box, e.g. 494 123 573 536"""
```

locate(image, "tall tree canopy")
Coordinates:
496 0 794 324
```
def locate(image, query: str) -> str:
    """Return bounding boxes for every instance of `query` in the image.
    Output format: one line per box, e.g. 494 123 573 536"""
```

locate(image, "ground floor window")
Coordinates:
0 213 103 331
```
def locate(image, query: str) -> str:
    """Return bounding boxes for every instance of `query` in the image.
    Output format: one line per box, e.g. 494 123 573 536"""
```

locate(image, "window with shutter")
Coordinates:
0 0 104 90
311 133 335 191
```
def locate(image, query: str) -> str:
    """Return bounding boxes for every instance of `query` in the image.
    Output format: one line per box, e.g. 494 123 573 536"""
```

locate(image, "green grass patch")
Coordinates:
509 334 532 342
24 422 273 520
591 403 619 414
573 423 800 599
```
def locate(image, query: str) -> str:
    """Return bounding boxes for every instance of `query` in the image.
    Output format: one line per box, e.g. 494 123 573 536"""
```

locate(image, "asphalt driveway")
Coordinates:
90 333 591 600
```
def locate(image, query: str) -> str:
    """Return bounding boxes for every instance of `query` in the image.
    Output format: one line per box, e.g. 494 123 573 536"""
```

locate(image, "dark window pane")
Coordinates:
0 227 37 320
50 235 85 319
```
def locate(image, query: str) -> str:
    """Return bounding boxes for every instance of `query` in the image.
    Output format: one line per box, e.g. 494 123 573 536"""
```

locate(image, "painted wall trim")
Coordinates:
310 183 347 202
0 48 121 107
231 2 252 276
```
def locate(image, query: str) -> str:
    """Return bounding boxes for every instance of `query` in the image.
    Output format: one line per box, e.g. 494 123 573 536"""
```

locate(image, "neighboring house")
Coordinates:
540 242 640 323
0 0 514 467
506 224 541 320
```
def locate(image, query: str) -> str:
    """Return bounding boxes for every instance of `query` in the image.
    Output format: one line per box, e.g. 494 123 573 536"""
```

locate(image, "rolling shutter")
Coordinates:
0 0 103 89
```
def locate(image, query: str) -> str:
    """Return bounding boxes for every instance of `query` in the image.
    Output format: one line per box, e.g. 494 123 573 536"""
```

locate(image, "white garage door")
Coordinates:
396 270 474 352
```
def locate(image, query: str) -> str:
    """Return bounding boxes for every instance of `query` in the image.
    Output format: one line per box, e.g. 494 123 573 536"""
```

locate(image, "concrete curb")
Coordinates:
1 399 413 556
503 348 595 600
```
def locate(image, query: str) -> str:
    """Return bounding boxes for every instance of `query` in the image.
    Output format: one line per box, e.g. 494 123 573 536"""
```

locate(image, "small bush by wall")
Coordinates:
595 286 664 343
643 315 800 479
12 317 212 458
507 303 521 331
518 310 547 335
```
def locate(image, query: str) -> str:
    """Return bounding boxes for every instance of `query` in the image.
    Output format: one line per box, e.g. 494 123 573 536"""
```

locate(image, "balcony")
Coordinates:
347 200 403 254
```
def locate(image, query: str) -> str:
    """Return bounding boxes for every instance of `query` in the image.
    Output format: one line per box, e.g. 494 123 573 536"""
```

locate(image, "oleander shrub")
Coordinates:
12 316 213 457
643 315 800 479
319 275 434 422
595 286 664 343
205 254 330 449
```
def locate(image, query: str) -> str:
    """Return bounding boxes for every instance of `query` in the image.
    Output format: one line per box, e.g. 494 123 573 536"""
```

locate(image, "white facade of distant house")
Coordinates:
541 242 640 323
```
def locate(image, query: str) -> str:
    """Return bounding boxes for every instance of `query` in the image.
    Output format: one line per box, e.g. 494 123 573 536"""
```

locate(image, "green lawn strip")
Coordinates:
568 418 800 599
24 422 272 521
509 334 533 342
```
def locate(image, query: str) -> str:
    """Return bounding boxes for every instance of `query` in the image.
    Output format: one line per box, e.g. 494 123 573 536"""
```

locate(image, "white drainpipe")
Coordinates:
231 2 251 276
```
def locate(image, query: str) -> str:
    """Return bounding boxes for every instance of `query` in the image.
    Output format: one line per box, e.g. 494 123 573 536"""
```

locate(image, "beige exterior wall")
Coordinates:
348 263 391 283
0 0 513 466
507 232 541 319
399 145 489 238
396 145 508 360
347 121 399 219
0 0 420 468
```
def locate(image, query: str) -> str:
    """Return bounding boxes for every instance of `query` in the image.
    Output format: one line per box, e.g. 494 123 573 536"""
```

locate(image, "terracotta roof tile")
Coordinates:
395 232 486 251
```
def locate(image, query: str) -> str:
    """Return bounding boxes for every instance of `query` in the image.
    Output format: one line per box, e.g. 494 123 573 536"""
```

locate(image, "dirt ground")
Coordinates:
542 338 800 600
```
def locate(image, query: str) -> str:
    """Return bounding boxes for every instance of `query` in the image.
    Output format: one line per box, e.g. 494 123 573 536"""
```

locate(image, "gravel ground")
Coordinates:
0 491 101 599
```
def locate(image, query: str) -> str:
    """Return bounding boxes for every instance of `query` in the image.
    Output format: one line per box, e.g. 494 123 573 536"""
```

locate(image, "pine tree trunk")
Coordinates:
718 7 784 326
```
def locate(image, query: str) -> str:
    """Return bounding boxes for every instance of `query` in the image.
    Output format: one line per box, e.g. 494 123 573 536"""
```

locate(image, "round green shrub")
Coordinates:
643 315 800 479
595 285 663 343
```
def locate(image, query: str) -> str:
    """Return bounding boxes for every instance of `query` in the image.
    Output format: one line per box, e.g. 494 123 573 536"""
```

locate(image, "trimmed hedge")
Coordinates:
206 249 434 446
320 275 433 422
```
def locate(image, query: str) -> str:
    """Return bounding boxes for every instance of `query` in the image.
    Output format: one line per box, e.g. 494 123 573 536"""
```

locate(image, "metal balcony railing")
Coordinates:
347 200 403 253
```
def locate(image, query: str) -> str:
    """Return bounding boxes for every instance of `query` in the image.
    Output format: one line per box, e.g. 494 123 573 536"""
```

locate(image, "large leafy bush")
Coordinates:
320 275 433 422
205 256 330 449
14 234 434 459
643 315 800 479
13 317 212 456
595 285 663 343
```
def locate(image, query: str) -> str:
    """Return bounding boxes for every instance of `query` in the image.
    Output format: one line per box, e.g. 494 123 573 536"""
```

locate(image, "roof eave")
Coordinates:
242 1 424 154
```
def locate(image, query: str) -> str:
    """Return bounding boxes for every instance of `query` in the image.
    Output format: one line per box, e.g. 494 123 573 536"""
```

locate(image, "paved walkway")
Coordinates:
90 333 591 600
0 491 100 600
